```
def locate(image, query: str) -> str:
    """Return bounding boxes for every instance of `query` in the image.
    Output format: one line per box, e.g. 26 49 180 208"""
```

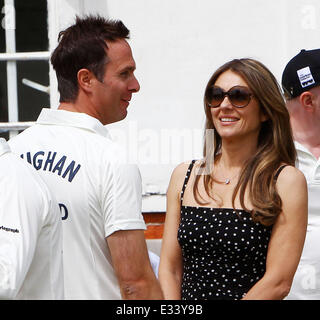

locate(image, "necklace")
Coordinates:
214 165 240 185
222 173 238 185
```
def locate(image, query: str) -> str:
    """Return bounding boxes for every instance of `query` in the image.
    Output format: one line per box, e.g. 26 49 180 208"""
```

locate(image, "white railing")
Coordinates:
0 121 35 132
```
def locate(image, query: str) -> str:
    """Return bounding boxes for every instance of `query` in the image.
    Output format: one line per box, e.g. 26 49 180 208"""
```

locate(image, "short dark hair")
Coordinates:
51 15 130 102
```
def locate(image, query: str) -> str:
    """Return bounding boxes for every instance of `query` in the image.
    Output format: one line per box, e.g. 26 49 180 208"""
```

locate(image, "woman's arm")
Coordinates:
159 163 189 300
242 166 308 300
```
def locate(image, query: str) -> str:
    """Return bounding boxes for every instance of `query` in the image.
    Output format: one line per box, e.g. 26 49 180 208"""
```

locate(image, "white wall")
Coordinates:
48 0 320 212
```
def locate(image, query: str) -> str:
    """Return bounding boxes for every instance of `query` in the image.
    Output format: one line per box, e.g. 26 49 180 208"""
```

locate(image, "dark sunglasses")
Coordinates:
206 85 253 108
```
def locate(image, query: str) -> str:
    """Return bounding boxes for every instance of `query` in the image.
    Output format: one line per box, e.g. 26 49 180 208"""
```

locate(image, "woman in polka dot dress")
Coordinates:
159 58 308 300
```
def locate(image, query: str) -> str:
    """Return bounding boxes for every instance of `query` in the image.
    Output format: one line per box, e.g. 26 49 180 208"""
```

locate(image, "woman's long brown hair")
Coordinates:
193 58 296 226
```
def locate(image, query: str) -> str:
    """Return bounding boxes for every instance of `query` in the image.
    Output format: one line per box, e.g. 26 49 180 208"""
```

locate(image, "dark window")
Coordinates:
0 0 48 139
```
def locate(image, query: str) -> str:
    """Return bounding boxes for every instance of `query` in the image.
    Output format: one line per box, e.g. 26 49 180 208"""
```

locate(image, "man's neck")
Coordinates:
58 103 80 113
291 117 320 159
58 100 102 124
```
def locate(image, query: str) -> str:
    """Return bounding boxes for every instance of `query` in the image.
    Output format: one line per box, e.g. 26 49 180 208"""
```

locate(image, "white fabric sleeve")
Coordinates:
102 162 146 238
0 159 46 299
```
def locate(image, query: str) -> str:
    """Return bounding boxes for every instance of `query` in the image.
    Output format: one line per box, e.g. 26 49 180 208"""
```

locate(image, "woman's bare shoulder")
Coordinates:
171 160 202 178
276 165 306 186
276 165 307 206
169 160 201 190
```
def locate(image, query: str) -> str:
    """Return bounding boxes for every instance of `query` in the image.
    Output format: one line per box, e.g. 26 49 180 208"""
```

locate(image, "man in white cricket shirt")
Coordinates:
0 138 64 299
282 49 320 299
9 15 163 300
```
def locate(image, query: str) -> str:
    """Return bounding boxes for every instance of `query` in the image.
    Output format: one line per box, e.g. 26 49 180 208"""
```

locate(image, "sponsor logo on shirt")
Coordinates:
0 225 19 233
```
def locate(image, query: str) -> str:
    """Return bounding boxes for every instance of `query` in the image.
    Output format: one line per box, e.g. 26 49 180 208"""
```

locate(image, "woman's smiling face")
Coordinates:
210 70 267 143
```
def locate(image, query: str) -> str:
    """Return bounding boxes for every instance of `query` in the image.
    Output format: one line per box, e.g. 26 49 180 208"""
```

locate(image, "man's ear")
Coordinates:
299 91 315 112
77 69 94 93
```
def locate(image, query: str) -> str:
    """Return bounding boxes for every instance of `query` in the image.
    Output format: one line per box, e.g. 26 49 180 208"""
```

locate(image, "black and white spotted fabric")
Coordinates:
177 160 273 300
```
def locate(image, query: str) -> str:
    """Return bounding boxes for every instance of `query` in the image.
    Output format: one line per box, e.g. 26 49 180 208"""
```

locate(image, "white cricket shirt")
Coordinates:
9 109 146 299
0 138 64 300
286 141 320 299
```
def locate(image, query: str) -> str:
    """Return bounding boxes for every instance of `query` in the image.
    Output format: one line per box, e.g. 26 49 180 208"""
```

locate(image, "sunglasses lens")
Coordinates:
229 87 251 107
207 85 252 108
207 86 224 107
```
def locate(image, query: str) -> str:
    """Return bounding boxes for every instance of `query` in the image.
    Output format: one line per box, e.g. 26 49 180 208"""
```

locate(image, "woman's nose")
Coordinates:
219 95 233 108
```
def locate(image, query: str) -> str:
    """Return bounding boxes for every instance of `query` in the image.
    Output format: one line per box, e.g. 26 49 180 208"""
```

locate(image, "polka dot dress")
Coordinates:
178 160 272 300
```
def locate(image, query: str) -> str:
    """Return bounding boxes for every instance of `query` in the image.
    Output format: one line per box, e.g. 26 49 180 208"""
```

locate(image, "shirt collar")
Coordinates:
294 141 308 153
37 108 112 139
295 140 319 161
0 138 11 157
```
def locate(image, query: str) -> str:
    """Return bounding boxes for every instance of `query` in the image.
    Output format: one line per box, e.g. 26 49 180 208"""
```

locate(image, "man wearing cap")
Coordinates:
282 48 320 299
